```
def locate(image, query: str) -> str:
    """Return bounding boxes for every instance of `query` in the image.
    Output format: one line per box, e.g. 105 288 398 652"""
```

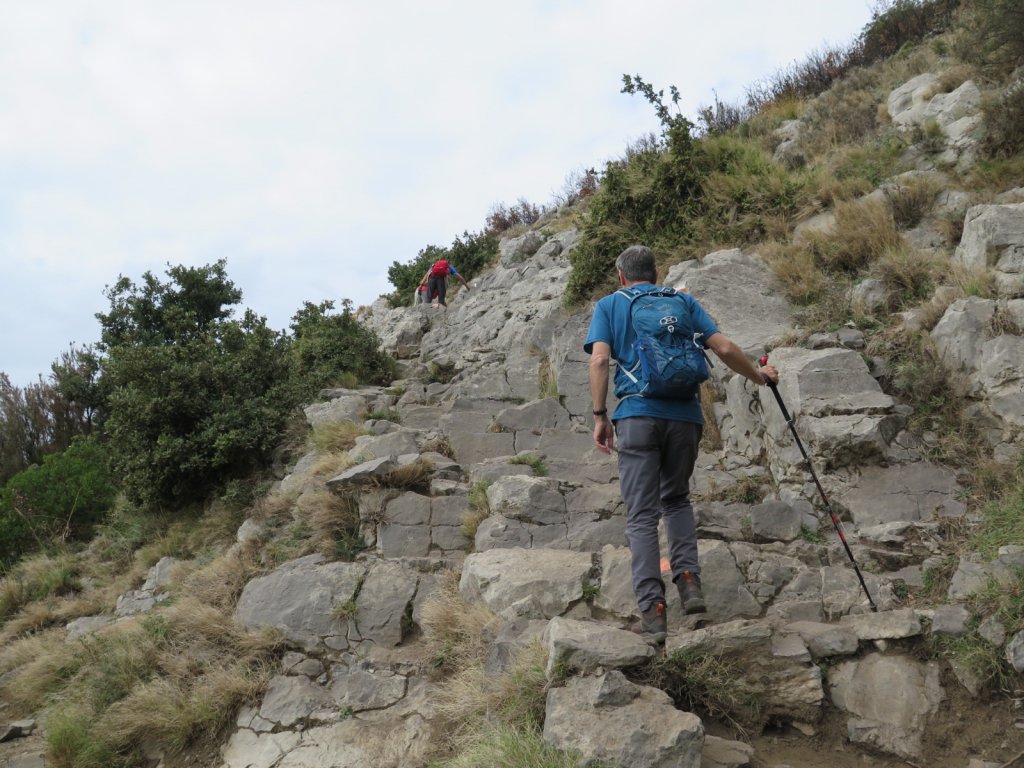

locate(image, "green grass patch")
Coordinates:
509 453 548 477
432 724 585 768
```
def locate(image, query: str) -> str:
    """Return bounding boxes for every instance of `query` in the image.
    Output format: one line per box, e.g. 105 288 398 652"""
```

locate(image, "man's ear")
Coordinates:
617 269 626 286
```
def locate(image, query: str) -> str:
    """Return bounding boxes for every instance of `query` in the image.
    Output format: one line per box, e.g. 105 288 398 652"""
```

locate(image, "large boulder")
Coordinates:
459 547 592 619
234 555 365 651
828 654 944 759
759 347 897 475
543 671 704 768
955 203 1024 297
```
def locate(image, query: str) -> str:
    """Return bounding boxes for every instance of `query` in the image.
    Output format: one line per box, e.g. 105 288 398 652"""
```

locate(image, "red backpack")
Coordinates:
430 259 450 277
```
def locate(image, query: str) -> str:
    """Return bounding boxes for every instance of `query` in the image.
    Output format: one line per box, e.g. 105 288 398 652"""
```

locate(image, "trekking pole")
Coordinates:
758 355 878 612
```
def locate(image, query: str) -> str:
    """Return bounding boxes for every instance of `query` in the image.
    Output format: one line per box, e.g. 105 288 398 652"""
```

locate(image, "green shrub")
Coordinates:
288 300 395 401
961 0 1024 73
857 0 960 67
0 437 114 567
434 725 584 768
96 261 296 507
970 476 1024 559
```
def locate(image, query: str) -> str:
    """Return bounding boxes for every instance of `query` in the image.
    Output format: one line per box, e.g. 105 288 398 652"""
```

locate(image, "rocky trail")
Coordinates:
5 67 1024 768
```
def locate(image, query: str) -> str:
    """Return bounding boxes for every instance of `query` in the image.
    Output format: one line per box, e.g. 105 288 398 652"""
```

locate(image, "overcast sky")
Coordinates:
0 1 874 386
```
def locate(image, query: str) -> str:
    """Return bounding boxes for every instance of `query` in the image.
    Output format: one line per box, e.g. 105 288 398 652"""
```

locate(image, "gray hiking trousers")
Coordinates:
615 416 702 612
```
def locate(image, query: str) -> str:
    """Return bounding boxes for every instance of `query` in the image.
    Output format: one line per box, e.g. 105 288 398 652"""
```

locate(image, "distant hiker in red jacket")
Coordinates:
420 258 469 308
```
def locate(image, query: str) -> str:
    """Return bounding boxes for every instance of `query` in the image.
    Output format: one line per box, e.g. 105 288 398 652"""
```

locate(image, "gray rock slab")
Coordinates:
377 523 431 558
785 621 859 659
460 547 591 619
222 729 303 768
664 248 793 355
543 616 655 677
495 398 573 431
750 500 803 542
828 653 943 759
448 431 516 466
840 608 922 640
930 604 970 637
274 715 432 768
702 734 755 768
141 555 181 591
385 492 431 525
955 203 1024 271
931 297 996 373
474 514 533 551
326 457 397 491
351 431 420 462
543 671 704 768
258 674 330 727
700 540 762 622
328 665 407 711
65 615 116 640
887 72 940 127
594 545 637 621
484 617 549 676
1006 631 1024 673
304 395 368 427
234 555 365 651
430 495 468 526
837 462 964 527
354 560 419 647
486 475 566 525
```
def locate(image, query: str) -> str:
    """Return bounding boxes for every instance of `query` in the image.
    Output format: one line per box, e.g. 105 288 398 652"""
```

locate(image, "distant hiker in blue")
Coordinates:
420 257 470 308
584 244 778 646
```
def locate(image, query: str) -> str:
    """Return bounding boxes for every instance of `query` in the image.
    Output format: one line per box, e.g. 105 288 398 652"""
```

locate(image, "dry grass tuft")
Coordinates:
296 487 363 558
379 461 431 492
176 548 263 611
434 641 549 742
3 598 285 763
870 246 948 309
309 451 356 480
420 570 495 674
805 196 902 273
884 177 941 229
950 263 997 298
760 241 827 305
311 421 367 454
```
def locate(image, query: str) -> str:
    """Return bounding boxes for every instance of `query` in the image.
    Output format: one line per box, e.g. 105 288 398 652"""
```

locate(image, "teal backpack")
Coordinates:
616 288 713 400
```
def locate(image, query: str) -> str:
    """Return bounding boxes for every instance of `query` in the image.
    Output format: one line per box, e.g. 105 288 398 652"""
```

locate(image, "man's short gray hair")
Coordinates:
615 245 657 283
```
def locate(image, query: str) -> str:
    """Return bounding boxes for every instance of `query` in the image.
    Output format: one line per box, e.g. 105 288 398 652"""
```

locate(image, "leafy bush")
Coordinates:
565 78 705 303
288 300 395 401
96 261 294 507
857 0 960 67
0 362 95 486
961 0 1024 73
0 438 114 568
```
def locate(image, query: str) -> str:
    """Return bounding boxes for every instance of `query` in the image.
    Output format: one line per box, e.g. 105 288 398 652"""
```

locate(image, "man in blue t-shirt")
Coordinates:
584 244 778 645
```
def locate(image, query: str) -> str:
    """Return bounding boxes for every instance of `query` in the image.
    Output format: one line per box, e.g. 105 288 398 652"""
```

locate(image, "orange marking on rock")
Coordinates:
660 557 671 574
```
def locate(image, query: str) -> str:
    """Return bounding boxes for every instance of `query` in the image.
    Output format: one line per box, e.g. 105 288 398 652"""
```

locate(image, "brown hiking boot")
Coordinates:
677 571 706 615
630 601 667 646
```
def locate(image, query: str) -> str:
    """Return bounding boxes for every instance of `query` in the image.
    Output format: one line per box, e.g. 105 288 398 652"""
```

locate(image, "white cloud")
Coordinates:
0 0 873 385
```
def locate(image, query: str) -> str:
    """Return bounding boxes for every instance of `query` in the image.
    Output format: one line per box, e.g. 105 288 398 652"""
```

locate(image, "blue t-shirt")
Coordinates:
584 284 720 424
